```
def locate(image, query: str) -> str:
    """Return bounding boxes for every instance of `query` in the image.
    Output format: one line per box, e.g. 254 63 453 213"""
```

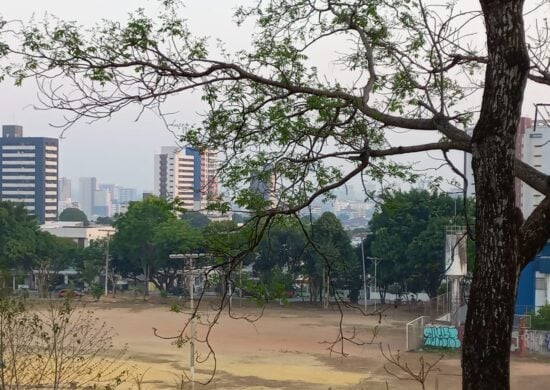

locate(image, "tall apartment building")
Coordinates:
78 177 97 218
58 177 71 202
118 187 137 203
0 125 58 223
249 163 277 208
154 146 219 211
518 123 550 216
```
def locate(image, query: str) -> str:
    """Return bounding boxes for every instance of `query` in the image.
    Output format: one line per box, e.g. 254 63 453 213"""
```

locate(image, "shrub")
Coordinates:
531 304 550 330
0 297 128 388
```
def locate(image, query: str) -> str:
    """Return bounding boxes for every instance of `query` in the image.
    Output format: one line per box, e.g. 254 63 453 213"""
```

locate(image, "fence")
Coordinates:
424 292 450 320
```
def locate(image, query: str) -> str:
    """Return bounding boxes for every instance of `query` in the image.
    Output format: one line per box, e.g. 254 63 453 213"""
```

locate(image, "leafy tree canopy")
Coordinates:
59 208 89 226
180 211 210 229
367 189 473 298
4 1 550 387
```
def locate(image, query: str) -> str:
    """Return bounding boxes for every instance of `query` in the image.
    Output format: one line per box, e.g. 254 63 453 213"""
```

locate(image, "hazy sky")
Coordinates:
1 1 547 195
1 0 250 193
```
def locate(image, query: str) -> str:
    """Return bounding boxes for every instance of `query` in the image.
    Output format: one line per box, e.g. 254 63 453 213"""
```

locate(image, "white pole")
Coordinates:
189 255 195 390
361 234 368 312
372 257 382 311
228 277 232 309
374 258 377 311
104 237 109 297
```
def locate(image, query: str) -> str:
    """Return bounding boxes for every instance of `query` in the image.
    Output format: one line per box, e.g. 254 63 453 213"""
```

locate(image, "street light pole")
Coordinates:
105 238 109 296
360 233 369 312
369 257 382 311
98 229 114 297
169 253 200 390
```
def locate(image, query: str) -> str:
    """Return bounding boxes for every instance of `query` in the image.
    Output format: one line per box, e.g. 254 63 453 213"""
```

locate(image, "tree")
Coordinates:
34 232 78 296
0 298 127 388
311 212 359 305
7 1 550 387
110 197 175 294
58 208 89 226
368 190 472 298
95 216 115 226
74 238 107 286
252 217 308 301
152 218 202 290
0 202 39 275
180 211 211 229
110 197 203 293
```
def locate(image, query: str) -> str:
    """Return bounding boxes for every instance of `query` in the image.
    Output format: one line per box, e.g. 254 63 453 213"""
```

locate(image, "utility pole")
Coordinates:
105 238 109 296
360 232 370 313
170 253 200 390
98 229 114 297
369 257 382 311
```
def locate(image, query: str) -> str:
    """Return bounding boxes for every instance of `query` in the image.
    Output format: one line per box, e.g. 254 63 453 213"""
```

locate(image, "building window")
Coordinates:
535 278 546 290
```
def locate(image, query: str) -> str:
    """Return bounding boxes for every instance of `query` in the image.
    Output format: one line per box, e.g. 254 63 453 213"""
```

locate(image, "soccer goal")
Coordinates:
406 315 430 351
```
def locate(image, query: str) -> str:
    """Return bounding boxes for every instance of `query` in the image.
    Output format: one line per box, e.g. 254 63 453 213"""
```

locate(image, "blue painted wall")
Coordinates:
516 242 550 314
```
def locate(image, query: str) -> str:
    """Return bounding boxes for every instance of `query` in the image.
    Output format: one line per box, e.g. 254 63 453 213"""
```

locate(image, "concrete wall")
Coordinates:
525 329 550 354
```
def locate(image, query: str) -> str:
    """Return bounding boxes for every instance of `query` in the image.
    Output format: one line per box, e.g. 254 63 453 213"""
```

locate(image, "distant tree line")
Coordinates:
0 190 472 302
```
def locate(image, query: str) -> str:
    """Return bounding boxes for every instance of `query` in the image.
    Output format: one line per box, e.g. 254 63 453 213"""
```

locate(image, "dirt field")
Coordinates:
81 296 550 389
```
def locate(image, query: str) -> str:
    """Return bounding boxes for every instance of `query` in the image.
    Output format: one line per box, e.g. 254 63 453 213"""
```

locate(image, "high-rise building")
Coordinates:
0 125 59 223
93 188 112 217
78 177 97 218
154 146 179 201
518 123 550 216
118 187 137 203
58 177 71 202
154 146 219 211
249 164 277 208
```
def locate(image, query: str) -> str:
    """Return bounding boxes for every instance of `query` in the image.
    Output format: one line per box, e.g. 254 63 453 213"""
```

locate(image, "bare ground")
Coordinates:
77 295 550 389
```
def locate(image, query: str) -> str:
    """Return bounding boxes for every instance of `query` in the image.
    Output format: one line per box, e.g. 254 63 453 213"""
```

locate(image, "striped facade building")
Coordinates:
154 146 218 211
0 125 58 223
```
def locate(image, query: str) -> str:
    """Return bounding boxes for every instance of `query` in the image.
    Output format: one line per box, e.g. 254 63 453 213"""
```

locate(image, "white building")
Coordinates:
154 146 219 211
40 221 115 248
518 124 550 216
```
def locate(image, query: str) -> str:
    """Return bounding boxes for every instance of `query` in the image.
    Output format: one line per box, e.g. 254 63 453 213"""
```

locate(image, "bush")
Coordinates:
0 297 128 388
531 304 550 330
526 305 550 330
91 284 104 300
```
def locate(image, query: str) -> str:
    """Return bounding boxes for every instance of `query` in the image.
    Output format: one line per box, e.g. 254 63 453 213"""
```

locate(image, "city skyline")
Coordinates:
4 0 546 196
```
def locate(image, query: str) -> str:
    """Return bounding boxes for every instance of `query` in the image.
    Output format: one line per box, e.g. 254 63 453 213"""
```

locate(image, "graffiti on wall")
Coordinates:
521 330 550 354
423 325 461 349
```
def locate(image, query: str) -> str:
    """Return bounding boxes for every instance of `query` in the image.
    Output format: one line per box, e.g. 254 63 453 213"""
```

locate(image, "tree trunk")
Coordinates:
462 2 529 389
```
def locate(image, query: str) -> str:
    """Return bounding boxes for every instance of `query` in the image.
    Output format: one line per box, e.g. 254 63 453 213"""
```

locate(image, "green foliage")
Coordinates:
0 201 39 271
368 190 474 298
110 197 202 291
252 213 359 303
0 297 128 387
0 202 79 292
531 304 550 330
180 211 210 229
90 283 104 300
74 239 106 286
95 216 115 225
58 208 89 226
